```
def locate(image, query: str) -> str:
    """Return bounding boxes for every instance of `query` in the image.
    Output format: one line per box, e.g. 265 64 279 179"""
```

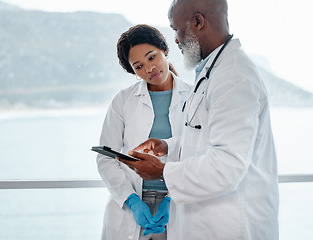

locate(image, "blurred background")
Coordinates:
0 0 312 239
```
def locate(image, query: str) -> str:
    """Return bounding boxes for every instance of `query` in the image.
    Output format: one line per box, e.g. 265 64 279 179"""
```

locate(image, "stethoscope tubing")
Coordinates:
183 34 234 129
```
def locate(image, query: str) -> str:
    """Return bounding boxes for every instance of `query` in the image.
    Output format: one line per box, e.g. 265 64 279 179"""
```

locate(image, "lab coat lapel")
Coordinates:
135 80 153 109
195 39 237 85
169 73 188 111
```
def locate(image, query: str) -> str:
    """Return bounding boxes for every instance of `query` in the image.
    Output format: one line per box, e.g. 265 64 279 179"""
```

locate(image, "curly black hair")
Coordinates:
117 24 177 75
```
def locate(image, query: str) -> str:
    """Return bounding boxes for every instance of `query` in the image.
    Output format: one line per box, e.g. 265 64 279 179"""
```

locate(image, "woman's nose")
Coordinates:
146 65 155 73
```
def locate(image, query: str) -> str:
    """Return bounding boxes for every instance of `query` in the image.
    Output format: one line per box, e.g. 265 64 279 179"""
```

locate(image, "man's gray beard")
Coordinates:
181 32 202 70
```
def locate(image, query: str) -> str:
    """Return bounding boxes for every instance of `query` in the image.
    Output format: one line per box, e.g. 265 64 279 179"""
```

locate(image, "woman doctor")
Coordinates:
96 24 191 240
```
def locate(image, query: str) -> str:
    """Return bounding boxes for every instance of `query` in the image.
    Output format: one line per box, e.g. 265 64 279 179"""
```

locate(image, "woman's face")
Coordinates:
128 43 173 91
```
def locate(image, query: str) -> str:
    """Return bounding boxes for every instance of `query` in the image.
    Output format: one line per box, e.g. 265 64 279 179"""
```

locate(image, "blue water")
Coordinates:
0 108 107 179
0 106 313 239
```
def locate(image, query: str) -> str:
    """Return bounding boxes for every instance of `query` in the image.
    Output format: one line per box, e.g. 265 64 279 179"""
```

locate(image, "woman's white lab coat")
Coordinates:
97 74 191 240
164 39 279 240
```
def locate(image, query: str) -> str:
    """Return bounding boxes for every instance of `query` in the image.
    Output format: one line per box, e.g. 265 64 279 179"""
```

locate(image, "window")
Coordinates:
1 0 312 239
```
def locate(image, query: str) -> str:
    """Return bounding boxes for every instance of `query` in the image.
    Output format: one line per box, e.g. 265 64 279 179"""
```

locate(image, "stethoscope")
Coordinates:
182 34 233 130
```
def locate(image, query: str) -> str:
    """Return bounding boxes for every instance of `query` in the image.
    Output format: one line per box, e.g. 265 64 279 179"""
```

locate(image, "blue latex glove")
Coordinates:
125 193 154 228
144 197 171 236
143 226 165 236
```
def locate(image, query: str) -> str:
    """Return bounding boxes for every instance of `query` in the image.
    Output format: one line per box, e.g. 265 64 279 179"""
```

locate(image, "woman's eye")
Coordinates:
149 55 156 61
135 65 143 70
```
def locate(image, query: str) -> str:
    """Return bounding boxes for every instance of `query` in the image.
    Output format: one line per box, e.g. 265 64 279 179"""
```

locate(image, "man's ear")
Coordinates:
193 12 205 30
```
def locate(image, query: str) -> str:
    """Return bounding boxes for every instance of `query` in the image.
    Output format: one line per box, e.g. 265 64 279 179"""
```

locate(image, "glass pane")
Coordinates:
1 0 312 180
279 182 313 239
1 183 313 239
271 108 313 174
0 110 106 179
0 188 109 239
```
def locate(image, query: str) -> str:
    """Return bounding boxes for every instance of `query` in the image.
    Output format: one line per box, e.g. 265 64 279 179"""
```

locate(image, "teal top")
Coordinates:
142 89 173 191
148 89 173 139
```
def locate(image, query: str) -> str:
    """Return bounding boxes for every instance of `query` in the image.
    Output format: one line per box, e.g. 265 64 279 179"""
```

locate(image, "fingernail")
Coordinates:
128 150 133 155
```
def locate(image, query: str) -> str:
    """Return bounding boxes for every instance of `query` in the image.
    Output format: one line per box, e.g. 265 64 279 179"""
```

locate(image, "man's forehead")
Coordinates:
168 0 176 19
168 0 183 20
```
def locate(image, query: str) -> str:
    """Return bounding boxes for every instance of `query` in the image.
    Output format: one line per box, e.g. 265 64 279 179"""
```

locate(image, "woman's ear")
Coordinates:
193 12 205 30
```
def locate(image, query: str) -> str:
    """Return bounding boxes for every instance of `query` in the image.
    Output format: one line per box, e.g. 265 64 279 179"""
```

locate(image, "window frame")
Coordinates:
0 174 313 189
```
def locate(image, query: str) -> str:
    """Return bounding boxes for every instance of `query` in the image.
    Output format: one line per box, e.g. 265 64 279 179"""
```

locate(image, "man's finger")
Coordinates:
128 150 149 160
148 146 164 156
117 157 137 168
131 141 152 152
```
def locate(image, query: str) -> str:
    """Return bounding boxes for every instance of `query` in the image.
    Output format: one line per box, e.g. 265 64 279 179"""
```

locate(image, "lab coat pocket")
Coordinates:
103 199 124 231
182 105 210 158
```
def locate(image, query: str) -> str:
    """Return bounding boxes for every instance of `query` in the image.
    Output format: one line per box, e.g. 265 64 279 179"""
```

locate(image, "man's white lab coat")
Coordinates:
164 39 279 240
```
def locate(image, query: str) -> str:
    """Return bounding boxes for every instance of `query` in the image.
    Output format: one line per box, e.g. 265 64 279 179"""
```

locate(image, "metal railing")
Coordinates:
0 174 313 189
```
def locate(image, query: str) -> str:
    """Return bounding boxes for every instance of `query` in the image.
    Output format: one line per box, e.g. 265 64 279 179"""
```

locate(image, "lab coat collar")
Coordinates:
195 53 211 81
133 71 188 96
170 73 190 111
135 79 149 96
195 38 241 84
133 71 190 109
134 80 152 108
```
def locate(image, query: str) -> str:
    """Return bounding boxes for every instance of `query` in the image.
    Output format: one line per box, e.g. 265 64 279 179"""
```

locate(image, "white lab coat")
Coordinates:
164 39 279 240
97 73 191 240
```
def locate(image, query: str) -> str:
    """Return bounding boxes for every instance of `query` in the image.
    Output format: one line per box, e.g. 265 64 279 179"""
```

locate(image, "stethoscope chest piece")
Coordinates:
184 90 205 130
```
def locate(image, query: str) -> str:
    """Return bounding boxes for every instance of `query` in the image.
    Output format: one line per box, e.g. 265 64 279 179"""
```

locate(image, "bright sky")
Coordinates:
2 0 313 93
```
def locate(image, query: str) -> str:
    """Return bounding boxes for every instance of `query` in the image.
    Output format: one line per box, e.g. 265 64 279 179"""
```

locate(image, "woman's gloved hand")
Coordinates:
125 193 155 228
143 196 171 236
143 226 165 236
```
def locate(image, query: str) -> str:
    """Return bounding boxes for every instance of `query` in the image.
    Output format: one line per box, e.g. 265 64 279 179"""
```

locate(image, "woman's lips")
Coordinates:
150 70 161 80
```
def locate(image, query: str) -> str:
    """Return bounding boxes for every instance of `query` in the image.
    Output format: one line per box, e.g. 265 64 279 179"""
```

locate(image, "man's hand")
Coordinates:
132 138 168 157
117 151 165 180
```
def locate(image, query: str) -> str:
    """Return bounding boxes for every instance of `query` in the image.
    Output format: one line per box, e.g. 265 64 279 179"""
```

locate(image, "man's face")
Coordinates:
169 3 202 69
180 26 202 70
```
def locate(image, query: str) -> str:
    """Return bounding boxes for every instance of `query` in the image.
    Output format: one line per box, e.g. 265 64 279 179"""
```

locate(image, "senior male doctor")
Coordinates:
119 0 279 239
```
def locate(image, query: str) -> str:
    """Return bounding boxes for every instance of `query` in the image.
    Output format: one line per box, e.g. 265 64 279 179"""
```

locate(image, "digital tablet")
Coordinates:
91 146 139 161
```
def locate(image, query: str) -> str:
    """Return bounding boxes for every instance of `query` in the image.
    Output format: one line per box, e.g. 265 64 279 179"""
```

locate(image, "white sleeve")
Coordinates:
97 91 136 208
164 135 180 162
164 79 262 204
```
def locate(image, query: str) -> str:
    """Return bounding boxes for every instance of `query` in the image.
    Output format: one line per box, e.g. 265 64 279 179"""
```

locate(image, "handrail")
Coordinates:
0 179 105 189
0 174 313 189
278 174 313 183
